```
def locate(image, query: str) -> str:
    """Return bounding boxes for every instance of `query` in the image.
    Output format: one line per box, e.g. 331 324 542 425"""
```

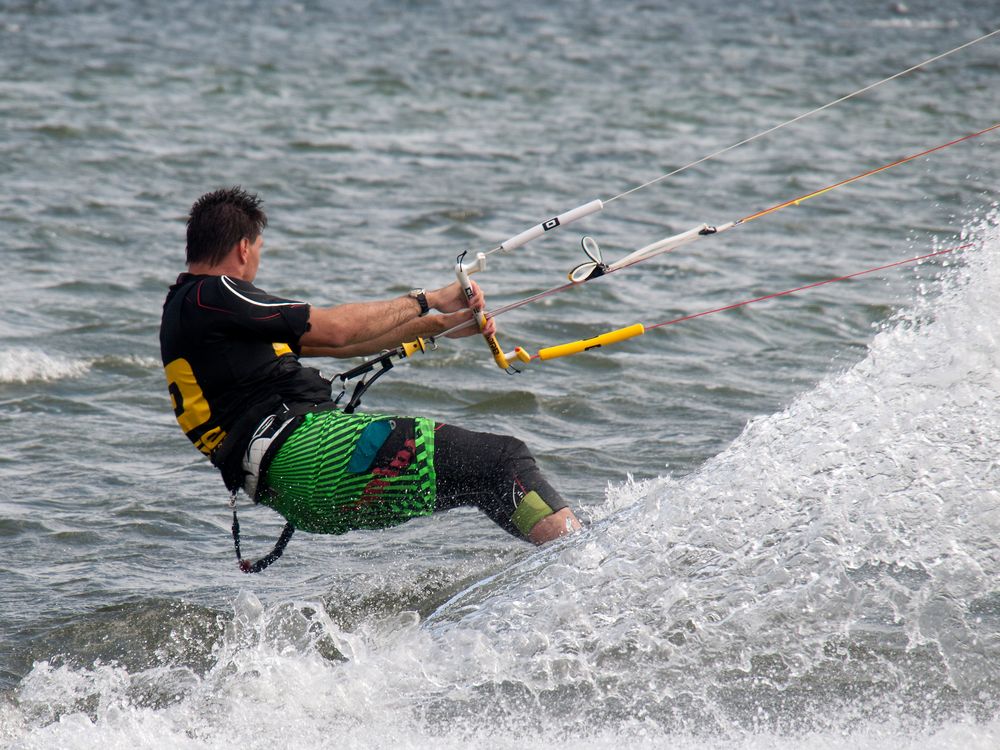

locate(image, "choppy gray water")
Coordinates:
1 1 999 747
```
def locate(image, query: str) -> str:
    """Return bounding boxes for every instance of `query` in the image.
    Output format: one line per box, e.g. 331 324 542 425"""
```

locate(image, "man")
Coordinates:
160 187 581 570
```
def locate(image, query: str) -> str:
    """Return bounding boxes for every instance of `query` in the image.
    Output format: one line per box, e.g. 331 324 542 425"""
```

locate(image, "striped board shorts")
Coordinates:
257 409 437 535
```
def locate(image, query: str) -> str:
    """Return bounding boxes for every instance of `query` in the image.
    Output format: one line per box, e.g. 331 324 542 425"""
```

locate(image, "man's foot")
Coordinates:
528 507 582 545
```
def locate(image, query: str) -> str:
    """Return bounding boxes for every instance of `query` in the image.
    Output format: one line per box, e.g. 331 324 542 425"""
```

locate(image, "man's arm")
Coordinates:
298 280 494 357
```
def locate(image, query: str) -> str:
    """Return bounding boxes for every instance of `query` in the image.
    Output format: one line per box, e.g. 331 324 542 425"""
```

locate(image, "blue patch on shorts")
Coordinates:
346 419 393 474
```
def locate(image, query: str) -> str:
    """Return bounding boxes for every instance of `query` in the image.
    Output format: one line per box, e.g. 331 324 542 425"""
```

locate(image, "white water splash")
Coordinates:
6 211 1000 748
0 348 91 384
408 207 1000 738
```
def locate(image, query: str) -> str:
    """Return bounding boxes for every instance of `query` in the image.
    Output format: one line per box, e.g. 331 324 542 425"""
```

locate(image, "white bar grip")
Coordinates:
455 260 489 329
498 199 604 253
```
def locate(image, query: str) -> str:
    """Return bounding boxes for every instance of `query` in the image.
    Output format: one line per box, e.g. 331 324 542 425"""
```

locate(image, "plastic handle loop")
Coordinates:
568 236 609 283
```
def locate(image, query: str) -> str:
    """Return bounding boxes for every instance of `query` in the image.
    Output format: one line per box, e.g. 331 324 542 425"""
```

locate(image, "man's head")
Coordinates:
186 187 268 268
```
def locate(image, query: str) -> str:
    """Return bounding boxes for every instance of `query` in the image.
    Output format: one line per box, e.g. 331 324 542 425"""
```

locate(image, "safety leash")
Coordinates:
232 503 294 574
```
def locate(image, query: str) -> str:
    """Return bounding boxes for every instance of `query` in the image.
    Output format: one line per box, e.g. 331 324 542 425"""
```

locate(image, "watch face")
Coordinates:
410 289 429 314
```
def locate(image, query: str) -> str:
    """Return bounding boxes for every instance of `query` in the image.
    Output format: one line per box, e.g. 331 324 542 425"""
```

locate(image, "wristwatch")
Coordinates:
408 288 429 317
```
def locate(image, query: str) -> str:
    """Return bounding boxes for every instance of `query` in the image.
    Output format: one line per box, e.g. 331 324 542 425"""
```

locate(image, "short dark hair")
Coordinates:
186 186 268 266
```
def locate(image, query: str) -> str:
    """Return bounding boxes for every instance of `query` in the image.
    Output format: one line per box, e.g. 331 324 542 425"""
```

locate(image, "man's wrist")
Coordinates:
408 288 430 316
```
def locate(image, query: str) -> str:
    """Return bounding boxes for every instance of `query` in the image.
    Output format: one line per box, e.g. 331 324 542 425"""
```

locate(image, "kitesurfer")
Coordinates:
159 187 581 565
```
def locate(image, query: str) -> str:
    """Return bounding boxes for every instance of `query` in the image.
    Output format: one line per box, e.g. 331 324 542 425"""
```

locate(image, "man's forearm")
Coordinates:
299 312 451 358
296 281 486 355
299 295 424 350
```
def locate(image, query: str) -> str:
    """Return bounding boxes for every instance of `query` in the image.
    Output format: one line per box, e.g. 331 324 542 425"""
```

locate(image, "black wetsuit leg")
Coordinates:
431 423 569 538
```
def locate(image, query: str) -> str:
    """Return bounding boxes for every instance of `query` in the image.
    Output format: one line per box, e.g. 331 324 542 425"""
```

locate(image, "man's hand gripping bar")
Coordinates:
456 198 605 374
456 251 520 372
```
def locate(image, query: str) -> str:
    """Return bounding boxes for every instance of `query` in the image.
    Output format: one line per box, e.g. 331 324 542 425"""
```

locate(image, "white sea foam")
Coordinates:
0 348 91 384
6 211 999 748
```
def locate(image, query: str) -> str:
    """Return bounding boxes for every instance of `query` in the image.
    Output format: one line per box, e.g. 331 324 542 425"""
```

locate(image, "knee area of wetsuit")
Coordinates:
502 436 532 461
496 436 536 476
510 490 567 537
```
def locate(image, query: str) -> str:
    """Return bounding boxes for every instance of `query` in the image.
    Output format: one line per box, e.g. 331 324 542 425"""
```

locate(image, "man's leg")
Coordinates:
432 423 581 543
260 412 438 534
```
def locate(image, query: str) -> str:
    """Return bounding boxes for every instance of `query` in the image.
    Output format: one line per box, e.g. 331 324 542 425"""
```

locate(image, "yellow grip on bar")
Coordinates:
469 307 510 370
483 331 510 370
537 323 645 361
400 337 427 358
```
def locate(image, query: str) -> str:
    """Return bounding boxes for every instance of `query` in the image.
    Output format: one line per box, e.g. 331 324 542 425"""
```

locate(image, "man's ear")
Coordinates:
237 237 250 263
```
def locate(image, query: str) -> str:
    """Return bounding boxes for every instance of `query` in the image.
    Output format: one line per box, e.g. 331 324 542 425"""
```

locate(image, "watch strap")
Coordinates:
409 289 429 316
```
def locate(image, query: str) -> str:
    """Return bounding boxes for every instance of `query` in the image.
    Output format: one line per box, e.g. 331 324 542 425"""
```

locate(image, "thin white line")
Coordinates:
220 276 305 308
605 26 1000 204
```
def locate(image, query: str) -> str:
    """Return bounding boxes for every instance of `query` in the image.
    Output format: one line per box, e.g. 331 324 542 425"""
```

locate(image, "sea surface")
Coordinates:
1 1 999 748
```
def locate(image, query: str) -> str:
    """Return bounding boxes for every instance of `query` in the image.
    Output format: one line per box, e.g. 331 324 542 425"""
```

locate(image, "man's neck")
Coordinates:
187 261 245 279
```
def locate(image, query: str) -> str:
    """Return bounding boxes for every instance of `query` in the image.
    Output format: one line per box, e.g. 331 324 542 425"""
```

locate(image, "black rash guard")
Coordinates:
159 273 333 489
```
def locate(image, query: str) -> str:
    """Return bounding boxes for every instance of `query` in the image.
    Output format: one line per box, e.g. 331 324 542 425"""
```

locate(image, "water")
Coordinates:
1 0 998 747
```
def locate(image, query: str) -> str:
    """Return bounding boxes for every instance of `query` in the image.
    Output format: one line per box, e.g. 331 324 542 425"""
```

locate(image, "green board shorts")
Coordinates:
258 409 437 534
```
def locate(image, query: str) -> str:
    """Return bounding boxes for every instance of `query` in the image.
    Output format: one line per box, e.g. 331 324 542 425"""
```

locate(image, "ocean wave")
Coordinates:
0 348 91 384
869 17 961 31
7 589 999 750
92 354 162 372
5 214 998 746
414 208 1000 733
